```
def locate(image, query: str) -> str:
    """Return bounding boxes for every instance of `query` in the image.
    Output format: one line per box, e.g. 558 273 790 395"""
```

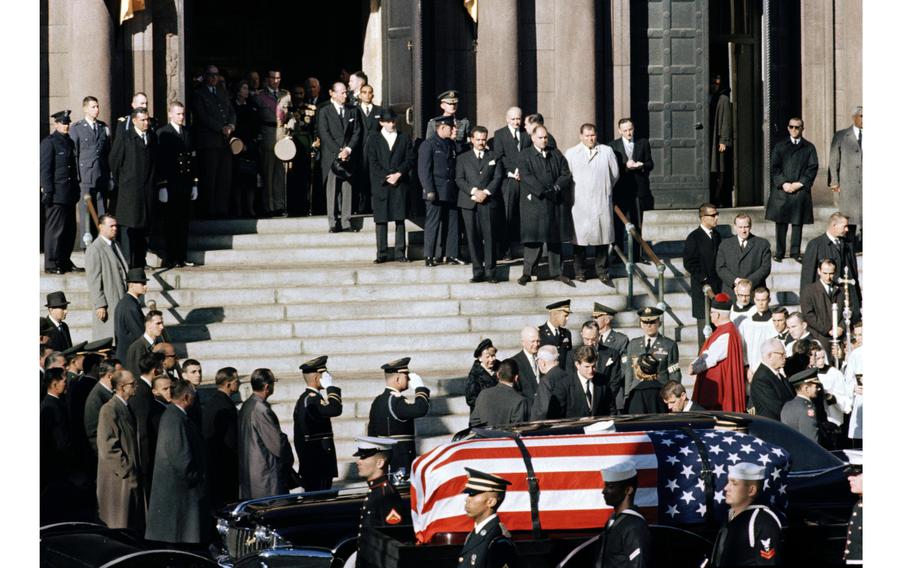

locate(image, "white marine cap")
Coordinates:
352 435 397 457
601 461 638 483
727 462 766 481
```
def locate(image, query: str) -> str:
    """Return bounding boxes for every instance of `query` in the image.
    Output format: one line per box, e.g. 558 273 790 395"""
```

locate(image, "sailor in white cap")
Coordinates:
456 468 517 568
595 461 652 568
709 462 783 566
350 435 405 568
843 449 862 565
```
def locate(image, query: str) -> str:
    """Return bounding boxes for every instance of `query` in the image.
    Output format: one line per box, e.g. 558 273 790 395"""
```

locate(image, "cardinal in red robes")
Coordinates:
690 293 746 411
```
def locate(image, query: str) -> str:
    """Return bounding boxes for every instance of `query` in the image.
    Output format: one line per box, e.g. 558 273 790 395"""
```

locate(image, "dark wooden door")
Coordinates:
382 0 415 139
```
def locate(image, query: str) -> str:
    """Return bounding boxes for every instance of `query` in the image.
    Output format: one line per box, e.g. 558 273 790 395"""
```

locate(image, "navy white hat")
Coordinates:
352 435 397 458
727 462 766 481
463 467 511 495
601 462 638 483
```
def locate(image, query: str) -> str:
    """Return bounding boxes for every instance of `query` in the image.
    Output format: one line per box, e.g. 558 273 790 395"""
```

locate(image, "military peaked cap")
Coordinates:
299 355 328 373
463 467 512 495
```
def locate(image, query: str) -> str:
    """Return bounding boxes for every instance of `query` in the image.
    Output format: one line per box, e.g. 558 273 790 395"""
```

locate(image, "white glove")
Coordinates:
158 187 168 203
320 371 334 388
109 178 116 190
190 186 198 201
409 372 425 389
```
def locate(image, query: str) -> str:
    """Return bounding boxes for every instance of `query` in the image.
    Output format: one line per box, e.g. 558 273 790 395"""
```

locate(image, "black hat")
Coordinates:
84 337 114 353
592 302 617 317
126 268 148 283
378 108 397 122
473 338 494 359
437 90 460 103
546 299 572 312
637 306 663 322
299 355 328 374
45 291 70 309
61 341 88 360
787 367 821 387
381 357 411 373
40 318 57 336
433 115 456 127
636 353 660 376
711 292 734 311
463 467 511 495
51 110 72 124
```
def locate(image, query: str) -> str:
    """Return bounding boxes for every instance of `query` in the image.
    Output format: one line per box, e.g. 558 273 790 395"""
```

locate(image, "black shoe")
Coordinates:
486 274 498 283
517 275 531 286
181 260 198 267
599 275 615 287
772 255 783 263
792 255 803 263
446 257 467 265
329 227 341 233
44 268 64 275
373 257 387 264
576 274 587 283
425 257 437 267
639 258 651 265
396 257 411 263
469 275 485 283
503 251 513 261
556 275 576 287
67 264 85 273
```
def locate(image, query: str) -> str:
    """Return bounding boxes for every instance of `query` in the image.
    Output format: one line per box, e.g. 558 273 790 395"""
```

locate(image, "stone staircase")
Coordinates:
39 205 860 481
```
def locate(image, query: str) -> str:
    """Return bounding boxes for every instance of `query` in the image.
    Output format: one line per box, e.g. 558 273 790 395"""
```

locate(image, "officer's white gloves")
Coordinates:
409 372 425 389
191 186 198 201
158 187 168 203
320 371 334 388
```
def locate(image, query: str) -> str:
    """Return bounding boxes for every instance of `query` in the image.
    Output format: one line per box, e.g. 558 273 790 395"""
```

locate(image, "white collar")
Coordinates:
115 394 129 406
333 102 345 112
85 118 96 126
700 224 713 236
143 333 155 345
475 149 485 158
135 127 147 138
100 235 112 246
623 138 634 146
175 404 188 415
547 321 559 336
170 122 182 132
853 125 861 138
523 350 537 361
361 103 372 112
618 508 645 520
790 137 801 144
140 374 153 388
826 231 840 244
48 315 62 327
46 393 60 400
684 400 693 411
474 514 498 534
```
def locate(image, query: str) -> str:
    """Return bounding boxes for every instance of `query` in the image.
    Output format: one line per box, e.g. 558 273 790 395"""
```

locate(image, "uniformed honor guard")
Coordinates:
41 110 82 275
843 449 862 565
425 90 472 149
622 307 681 400
593 302 630 355
539 299 573 370
595 461 652 568
709 462 783 566
780 368 821 443
351 435 406 568
293 355 343 492
70 96 112 248
156 101 198 268
367 358 431 476
457 468 517 568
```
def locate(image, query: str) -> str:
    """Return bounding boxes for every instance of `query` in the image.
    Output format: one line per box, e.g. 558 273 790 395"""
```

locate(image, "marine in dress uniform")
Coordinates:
366 358 431 476
425 90 472 149
843 449 862 565
780 368 821 442
293 356 343 492
622 307 681 401
418 115 461 265
538 299 573 370
710 462 783 566
352 436 406 568
596 462 652 568
457 468 517 568
41 110 81 274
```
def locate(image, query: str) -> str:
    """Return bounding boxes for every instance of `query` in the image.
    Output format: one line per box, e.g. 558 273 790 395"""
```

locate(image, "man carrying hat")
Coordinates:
42 291 73 352
780 368 822 442
114 268 148 362
351 435 406 568
593 302 630 356
690 292 747 412
595 461 652 568
457 468 517 568
539 299 573 370
843 449 862 564
622 307 681 399
425 89 472 148
709 462 783 566
293 355 343 491
41 110 82 274
367 358 431 476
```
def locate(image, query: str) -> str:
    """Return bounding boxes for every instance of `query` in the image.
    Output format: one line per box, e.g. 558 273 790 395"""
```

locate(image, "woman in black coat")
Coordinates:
365 110 414 262
231 80 260 217
624 354 666 414
465 339 499 411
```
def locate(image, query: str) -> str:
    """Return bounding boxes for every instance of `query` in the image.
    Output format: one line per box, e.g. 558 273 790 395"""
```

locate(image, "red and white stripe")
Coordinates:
410 432 659 543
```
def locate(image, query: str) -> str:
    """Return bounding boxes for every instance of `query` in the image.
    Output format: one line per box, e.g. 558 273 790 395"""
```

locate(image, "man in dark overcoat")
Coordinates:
41 110 81 274
109 107 157 268
317 81 363 231
192 64 236 218
365 109 413 262
113 268 147 362
766 117 819 262
683 203 723 347
517 124 574 286
490 107 531 259
201 367 239 509
456 125 503 283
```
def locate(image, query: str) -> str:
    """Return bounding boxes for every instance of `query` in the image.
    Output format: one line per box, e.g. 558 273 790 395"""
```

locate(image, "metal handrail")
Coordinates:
613 205 668 331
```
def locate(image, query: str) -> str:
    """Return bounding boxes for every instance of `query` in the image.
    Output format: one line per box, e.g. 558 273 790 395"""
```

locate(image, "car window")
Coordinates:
747 419 844 472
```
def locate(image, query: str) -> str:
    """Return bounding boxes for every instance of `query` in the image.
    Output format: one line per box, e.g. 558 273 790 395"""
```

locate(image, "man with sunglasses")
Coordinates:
766 117 819 262
683 203 722 347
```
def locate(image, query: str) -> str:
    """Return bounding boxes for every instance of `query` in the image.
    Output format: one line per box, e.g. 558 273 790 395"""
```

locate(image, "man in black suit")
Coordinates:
470 359 529 427
40 367 77 524
109 107 157 268
365 109 413 263
71 96 112 248
41 291 73 352
517 125 574 286
125 310 165 377
156 102 197 268
201 367 240 508
114 268 147 362
800 258 858 355
749 338 794 420
660 380 706 412
532 345 612 419
418 115 462 266
353 84 384 213
303 77 325 106
192 64 236 219
715 213 772 296
800 211 862 308
41 110 81 274
129 351 164 500
608 118 654 261
456 126 503 283
524 113 557 149
683 203 723 346
148 374 172 465
490 107 531 260
538 299 573 370
317 81 363 232
511 327 541 402
571 320 623 414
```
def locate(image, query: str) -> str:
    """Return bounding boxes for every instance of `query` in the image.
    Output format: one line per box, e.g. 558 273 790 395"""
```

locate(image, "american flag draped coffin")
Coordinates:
410 429 791 544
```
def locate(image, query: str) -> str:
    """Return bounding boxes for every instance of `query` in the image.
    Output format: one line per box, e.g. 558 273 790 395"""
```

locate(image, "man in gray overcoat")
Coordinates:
96 370 145 532
765 117 818 262
84 214 127 340
239 368 295 499
828 106 863 244
146 379 208 544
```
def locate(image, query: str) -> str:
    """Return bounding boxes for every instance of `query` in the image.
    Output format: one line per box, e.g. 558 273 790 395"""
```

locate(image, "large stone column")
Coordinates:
476 0 519 129
553 0 596 149
70 0 113 125
611 0 632 129
801 0 835 196
834 0 862 128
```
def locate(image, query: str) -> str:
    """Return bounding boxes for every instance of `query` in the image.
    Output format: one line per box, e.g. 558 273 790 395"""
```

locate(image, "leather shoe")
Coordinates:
792 255 803 263
576 274 587 283
67 264 85 273
486 274 499 283
772 255 783 263
469 275 485 283
556 275 576 287
373 257 387 264
396 257 411 263
517 275 531 286
44 268 64 275
425 257 437 267
181 260 198 267
446 257 467 265
329 227 341 233
599 275 615 287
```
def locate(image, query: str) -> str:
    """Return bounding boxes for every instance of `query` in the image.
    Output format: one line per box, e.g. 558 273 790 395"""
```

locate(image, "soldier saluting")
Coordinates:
622 307 681 403
293 355 343 492
457 468 518 568
367 357 430 477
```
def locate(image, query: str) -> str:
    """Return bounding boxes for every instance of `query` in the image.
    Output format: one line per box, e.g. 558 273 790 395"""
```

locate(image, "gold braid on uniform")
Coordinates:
667 363 680 374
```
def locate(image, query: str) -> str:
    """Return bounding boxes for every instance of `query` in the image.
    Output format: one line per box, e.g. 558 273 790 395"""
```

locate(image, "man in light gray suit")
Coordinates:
828 105 863 246
84 214 128 340
317 82 362 232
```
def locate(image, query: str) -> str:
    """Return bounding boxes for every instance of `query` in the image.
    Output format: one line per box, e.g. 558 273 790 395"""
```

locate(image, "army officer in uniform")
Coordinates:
351 436 406 568
293 355 343 492
367 357 431 476
780 368 821 443
539 299 573 370
596 461 652 568
622 307 681 403
457 468 517 568
594 302 630 355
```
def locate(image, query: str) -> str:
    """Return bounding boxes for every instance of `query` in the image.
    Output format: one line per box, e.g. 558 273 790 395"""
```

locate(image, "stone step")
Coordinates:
187 216 421 236
186 229 425 251
642 205 837 226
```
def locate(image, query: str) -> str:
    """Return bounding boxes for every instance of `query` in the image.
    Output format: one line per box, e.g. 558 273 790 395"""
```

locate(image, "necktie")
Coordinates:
585 380 593 411
645 338 652 352
477 151 483 161
338 106 344 119
513 129 520 151
741 240 746 250
141 133 147 145
533 356 540 381
91 122 96 133
857 130 862 148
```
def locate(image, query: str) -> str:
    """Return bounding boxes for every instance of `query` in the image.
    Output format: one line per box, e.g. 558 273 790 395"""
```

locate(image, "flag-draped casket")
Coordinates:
410 429 790 544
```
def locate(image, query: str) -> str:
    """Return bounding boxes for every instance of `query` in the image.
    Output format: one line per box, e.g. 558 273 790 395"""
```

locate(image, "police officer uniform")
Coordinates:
418 115 461 265
539 299 573 370
457 468 517 568
367 358 431 475
593 302 630 355
156 120 197 267
425 90 471 149
780 368 820 442
596 462 652 568
622 307 681 399
352 436 406 568
41 111 81 274
293 356 343 491
843 449 862 565
710 463 783 566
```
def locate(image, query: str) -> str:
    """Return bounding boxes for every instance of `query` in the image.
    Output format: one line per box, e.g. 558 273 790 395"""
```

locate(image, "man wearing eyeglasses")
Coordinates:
766 117 819 263
748 338 795 420
683 203 722 347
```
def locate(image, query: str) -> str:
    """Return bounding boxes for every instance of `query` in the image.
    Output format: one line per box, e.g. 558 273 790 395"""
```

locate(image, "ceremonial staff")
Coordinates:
839 267 856 356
